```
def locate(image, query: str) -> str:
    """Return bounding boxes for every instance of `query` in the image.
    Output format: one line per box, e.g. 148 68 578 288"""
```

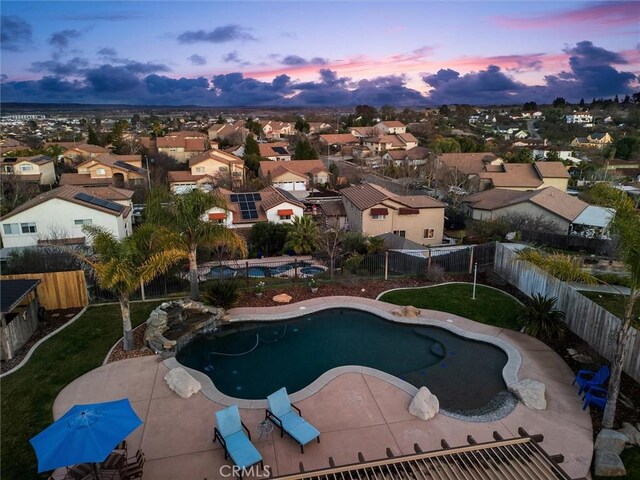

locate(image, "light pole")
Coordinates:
144 155 151 189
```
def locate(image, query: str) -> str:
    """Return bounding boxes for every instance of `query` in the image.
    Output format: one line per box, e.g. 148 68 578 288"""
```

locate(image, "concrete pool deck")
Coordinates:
52 298 593 479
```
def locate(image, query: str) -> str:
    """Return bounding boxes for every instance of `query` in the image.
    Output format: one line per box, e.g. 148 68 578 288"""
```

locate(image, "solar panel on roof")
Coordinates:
253 193 261 201
230 194 238 202
73 192 124 213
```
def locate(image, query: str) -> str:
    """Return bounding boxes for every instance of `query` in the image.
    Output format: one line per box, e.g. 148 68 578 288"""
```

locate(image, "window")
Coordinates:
3 223 19 235
19 164 33 171
74 219 93 226
21 222 37 233
371 214 386 220
195 167 205 173
96 168 106 176
393 230 406 237
218 166 229 172
423 228 435 239
279 215 291 220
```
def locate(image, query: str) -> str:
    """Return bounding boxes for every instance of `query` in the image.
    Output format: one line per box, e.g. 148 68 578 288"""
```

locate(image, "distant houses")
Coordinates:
570 132 613 149
1 155 56 186
60 153 148 188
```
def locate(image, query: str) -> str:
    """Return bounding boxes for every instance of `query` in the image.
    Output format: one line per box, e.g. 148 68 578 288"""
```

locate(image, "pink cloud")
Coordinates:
494 1 639 30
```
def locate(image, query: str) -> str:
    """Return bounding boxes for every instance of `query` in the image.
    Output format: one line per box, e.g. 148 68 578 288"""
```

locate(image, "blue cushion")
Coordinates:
225 431 262 468
286 420 320 446
267 387 292 418
216 405 242 438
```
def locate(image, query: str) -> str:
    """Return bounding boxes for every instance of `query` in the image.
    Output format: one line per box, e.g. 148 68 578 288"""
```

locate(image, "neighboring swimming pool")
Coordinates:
176 308 512 415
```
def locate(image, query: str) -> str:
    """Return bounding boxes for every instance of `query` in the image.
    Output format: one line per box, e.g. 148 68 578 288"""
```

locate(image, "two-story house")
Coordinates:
565 112 593 124
437 152 504 177
363 133 419 154
207 122 249 143
340 183 446 246
375 121 407 134
155 131 208 163
62 143 111 165
0 155 56 186
570 132 613 149
319 134 360 154
0 185 133 248
182 149 245 188
209 186 305 230
258 160 329 192
261 121 294 139
59 153 148 188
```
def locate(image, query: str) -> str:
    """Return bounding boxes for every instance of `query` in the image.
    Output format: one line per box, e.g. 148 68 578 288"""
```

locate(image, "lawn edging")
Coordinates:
376 281 525 305
0 306 88 379
102 322 148 365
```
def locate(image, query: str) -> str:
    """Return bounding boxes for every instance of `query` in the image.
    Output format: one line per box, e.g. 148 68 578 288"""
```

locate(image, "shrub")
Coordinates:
202 280 241 309
425 264 446 283
593 272 632 288
519 294 566 340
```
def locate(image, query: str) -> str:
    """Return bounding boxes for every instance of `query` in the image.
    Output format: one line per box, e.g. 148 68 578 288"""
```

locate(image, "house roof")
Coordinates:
376 232 427 250
405 146 431 160
341 183 445 211
0 185 131 221
258 143 291 158
82 186 134 201
439 152 502 175
384 150 406 160
64 143 110 154
189 149 243 167
379 121 405 128
59 173 113 186
479 163 544 188
259 160 327 179
1 155 52 166
0 279 41 314
318 200 346 217
534 161 570 178
464 186 588 222
221 186 303 224
319 134 359 145
167 171 216 183
397 132 418 144
77 153 147 176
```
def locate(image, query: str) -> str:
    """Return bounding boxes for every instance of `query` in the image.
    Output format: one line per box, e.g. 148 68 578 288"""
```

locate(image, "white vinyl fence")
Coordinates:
494 243 640 383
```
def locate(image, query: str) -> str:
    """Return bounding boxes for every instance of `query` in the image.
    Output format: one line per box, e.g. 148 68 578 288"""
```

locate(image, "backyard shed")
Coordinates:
1 279 41 360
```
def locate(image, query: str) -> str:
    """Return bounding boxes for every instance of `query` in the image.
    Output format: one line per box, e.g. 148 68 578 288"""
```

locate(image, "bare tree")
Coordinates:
1 171 41 214
317 223 345 279
437 165 481 208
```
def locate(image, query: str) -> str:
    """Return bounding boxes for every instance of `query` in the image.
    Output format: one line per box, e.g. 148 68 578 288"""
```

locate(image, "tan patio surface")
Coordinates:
53 304 593 480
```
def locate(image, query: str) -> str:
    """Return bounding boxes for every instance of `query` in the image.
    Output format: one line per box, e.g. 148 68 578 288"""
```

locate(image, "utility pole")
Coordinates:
144 155 151 189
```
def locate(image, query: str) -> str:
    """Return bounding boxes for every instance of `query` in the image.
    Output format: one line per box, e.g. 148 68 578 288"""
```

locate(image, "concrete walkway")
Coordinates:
52 304 593 479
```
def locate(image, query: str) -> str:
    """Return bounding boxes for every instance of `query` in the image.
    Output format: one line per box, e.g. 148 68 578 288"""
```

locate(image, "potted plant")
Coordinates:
309 278 319 293
255 281 265 298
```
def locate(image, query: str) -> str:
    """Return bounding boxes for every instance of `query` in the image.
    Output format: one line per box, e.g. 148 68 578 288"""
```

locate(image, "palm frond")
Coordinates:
139 248 188 284
517 248 598 285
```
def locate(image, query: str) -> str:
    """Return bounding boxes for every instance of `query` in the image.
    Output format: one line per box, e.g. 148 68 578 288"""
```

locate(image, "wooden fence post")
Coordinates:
468 246 475 274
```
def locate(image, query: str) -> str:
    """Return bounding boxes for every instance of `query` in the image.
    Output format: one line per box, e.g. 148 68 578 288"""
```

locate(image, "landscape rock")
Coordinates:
508 379 546 410
617 423 640 446
164 367 201 398
595 429 629 454
273 293 293 304
392 305 421 318
594 450 626 477
408 387 439 420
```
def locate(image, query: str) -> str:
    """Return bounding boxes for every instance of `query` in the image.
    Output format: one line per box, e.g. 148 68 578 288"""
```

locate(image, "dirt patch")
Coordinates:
0 308 84 374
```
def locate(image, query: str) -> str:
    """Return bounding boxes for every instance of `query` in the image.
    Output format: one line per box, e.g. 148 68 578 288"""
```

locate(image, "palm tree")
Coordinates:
519 294 566 340
518 183 640 429
81 225 186 351
145 189 247 300
284 215 319 255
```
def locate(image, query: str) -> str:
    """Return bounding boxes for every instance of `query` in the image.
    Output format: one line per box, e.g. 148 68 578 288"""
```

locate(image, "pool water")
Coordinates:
176 308 509 413
300 266 326 276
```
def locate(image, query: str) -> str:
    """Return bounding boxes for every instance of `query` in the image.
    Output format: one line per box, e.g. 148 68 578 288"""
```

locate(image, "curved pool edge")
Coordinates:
168 297 522 421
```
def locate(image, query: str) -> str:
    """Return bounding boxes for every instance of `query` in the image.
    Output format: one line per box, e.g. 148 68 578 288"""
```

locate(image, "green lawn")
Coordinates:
0 301 159 480
379 283 524 329
579 291 640 322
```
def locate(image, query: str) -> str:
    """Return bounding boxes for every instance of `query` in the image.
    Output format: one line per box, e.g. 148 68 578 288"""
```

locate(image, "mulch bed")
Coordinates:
0 308 83 374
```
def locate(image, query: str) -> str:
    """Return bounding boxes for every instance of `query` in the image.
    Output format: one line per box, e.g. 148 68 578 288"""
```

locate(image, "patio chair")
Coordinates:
266 387 320 454
213 405 264 474
582 386 608 411
573 365 610 395
117 450 145 480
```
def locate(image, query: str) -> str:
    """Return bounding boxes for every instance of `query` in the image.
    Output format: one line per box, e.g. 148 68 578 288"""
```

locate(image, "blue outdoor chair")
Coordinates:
583 386 608 411
266 387 320 453
213 405 263 475
573 365 610 395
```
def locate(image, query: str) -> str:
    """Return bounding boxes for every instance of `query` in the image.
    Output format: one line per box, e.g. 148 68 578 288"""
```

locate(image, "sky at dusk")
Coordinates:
1 0 639 106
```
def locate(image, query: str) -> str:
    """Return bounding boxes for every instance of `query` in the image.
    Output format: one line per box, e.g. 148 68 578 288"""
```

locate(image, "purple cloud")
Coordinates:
49 29 82 49
281 55 328 66
188 54 207 65
1 16 33 51
177 25 256 44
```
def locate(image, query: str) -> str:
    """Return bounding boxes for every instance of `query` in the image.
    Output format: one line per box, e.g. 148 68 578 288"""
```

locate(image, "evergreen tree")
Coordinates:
614 94 619 103
293 138 318 160
244 135 260 157
294 117 310 134
579 98 585 108
87 126 100 145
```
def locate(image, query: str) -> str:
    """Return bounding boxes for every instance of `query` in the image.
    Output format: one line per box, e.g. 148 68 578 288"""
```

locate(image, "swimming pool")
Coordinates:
176 308 510 414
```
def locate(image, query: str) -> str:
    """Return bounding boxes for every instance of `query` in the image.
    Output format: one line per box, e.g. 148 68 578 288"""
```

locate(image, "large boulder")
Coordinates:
408 387 439 420
164 367 201 398
392 306 421 318
508 379 546 410
594 450 626 477
596 429 629 454
273 293 292 304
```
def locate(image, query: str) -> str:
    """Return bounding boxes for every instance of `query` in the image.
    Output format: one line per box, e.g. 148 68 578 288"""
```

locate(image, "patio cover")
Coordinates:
571 205 615 228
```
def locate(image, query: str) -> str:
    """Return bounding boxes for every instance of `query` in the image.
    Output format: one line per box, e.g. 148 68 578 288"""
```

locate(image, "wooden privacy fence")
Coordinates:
494 242 640 383
0 270 88 310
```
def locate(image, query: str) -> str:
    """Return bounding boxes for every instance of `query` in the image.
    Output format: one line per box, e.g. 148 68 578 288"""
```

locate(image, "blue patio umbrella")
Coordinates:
30 398 143 474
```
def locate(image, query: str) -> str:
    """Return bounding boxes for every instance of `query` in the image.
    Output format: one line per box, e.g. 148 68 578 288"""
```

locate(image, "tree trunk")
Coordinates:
189 246 199 300
120 294 134 351
602 286 639 429
330 256 335 279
